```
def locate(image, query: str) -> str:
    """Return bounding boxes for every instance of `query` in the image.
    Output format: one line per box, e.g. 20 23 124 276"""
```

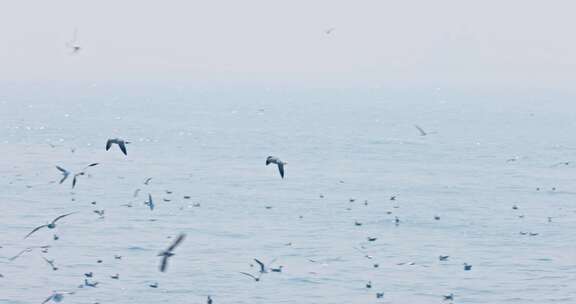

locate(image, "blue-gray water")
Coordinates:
1 88 575 303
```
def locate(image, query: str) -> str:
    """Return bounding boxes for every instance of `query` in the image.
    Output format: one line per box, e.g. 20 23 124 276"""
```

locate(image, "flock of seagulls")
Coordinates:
3 136 301 303
0 116 565 303
3 38 566 301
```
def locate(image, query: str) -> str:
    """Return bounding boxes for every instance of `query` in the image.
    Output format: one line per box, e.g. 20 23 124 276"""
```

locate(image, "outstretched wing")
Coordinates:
239 272 257 280
41 294 54 304
83 163 99 170
278 163 284 178
25 225 48 239
55 166 68 174
167 234 186 252
159 256 169 272
52 212 76 224
9 248 33 261
118 141 127 155
106 139 113 151
414 125 427 136
59 174 69 184
254 258 266 273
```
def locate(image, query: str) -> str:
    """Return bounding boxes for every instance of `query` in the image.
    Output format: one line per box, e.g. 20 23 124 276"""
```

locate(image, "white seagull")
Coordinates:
24 212 76 239
65 28 81 54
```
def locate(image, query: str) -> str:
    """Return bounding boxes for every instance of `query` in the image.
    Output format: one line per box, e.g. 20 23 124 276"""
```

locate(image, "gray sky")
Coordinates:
1 0 575 89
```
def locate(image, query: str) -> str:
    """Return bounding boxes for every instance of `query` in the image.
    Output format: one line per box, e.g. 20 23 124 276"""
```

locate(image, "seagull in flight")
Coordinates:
65 28 81 54
414 125 436 136
55 163 98 188
145 194 154 211
42 291 74 304
8 246 51 261
106 138 128 156
158 233 186 272
266 156 286 178
551 161 570 168
24 212 76 239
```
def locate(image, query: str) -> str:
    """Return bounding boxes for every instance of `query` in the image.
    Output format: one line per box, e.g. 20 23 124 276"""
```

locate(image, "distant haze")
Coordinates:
1 0 575 89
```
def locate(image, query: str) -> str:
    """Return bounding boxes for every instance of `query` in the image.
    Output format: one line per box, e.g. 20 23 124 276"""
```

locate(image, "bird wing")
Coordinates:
106 139 113 151
133 188 141 197
59 174 69 184
278 163 284 178
9 248 32 261
148 194 154 210
72 175 77 188
254 259 266 272
52 212 76 224
414 125 426 136
118 141 127 155
55 166 68 174
83 163 99 170
266 157 272 165
167 234 186 251
25 225 48 239
41 294 54 304
160 255 169 272
42 257 53 266
239 272 257 280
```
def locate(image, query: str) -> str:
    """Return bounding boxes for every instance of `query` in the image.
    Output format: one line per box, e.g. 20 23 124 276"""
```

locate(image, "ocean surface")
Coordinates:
0 87 575 303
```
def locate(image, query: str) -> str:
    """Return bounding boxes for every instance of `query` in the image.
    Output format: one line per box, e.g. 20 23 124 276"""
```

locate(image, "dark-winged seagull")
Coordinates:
106 138 128 156
266 156 286 178
158 233 186 272
24 212 76 239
